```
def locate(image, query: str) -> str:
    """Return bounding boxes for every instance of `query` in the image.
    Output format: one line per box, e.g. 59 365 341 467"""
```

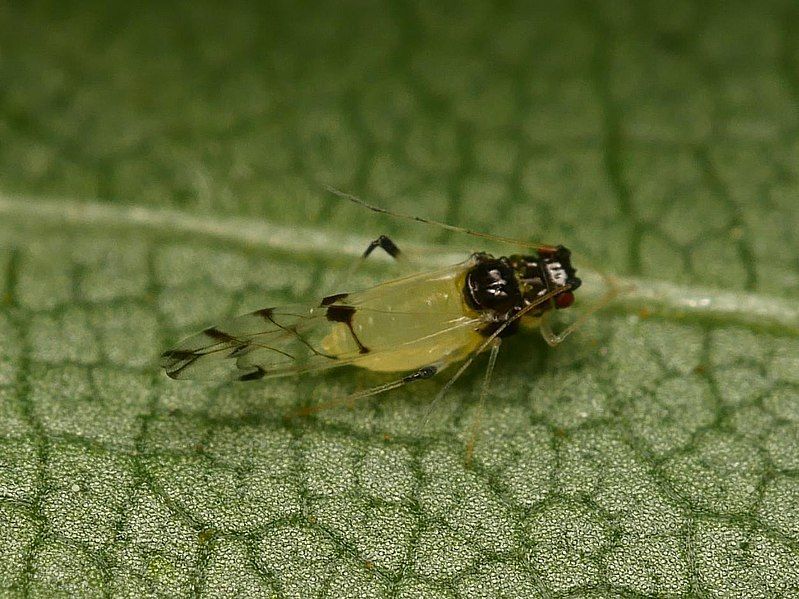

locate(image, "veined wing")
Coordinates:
160 304 340 381
160 263 483 381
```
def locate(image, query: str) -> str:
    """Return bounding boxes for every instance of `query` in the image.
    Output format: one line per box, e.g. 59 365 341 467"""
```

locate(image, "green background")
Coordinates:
1 1 799 597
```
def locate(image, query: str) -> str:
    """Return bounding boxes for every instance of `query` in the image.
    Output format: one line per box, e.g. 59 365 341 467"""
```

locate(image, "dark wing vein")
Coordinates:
161 261 482 382
160 305 330 381
254 308 334 359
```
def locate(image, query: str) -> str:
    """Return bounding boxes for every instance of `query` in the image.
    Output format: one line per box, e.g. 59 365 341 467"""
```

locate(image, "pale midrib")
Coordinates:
1 194 797 335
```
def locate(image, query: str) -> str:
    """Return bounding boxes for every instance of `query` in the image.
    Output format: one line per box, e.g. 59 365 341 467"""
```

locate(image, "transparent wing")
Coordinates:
161 261 485 382
161 300 483 382
161 304 345 381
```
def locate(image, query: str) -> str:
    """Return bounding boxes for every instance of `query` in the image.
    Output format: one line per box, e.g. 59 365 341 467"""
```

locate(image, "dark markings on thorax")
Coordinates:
462 259 522 338
325 304 369 354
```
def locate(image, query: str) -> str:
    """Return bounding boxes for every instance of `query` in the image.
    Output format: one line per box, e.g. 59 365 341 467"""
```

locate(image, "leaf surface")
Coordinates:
1 2 798 597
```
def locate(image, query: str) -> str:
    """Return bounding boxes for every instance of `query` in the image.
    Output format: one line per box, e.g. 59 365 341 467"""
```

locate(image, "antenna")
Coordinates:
324 186 557 252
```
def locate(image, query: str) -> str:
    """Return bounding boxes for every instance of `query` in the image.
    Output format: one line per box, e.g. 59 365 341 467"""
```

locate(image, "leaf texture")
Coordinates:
0 1 798 597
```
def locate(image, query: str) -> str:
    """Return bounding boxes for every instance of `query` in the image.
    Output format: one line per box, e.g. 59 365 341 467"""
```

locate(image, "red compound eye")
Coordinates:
555 291 575 309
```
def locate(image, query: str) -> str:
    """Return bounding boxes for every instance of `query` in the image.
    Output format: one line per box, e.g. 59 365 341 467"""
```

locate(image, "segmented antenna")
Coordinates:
324 186 557 252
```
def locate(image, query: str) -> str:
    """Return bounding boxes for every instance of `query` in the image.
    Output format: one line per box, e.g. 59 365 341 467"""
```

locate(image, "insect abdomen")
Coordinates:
320 270 481 372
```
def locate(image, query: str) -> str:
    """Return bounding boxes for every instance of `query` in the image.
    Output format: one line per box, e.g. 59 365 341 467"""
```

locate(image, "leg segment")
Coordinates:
325 234 410 295
540 276 624 346
363 235 402 260
293 364 439 417
464 338 501 465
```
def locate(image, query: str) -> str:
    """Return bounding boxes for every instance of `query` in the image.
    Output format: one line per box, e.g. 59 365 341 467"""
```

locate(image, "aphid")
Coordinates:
161 189 617 458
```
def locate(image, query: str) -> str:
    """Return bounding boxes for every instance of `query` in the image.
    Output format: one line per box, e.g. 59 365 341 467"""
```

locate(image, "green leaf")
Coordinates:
1 2 799 597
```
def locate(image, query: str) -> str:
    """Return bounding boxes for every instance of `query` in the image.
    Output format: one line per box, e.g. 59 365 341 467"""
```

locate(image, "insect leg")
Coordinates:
464 338 501 465
422 346 487 428
292 364 439 417
422 288 567 428
356 234 416 276
326 234 413 294
363 235 403 261
540 276 624 346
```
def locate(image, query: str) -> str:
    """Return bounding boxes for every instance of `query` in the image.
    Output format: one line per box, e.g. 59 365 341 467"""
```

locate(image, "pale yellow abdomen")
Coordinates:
320 268 483 372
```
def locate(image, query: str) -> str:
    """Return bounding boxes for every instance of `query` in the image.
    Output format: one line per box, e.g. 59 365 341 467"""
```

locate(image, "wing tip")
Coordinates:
160 349 197 379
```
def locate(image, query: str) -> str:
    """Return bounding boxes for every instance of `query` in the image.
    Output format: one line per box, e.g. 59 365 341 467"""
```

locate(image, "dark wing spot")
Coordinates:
161 350 201 379
253 308 274 319
227 344 251 358
325 304 369 354
203 327 238 343
325 304 356 324
239 366 266 381
321 292 349 306
161 349 197 361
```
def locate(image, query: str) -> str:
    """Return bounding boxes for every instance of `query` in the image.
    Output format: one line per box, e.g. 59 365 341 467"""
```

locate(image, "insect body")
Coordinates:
161 189 621 461
160 247 581 384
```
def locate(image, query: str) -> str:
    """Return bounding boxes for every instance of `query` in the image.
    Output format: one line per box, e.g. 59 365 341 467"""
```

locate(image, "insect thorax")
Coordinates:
462 248 581 337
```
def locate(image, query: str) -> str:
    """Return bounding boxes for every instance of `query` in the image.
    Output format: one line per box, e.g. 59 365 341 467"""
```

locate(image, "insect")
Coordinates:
161 189 617 458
